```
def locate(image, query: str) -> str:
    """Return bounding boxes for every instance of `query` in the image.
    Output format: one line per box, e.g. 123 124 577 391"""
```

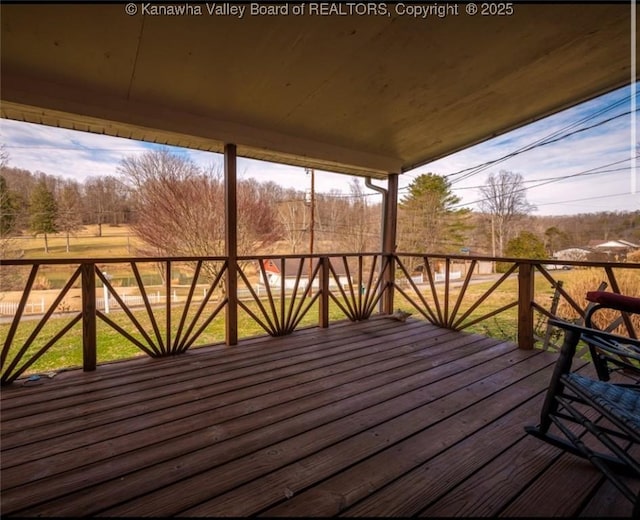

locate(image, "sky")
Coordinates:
0 83 638 217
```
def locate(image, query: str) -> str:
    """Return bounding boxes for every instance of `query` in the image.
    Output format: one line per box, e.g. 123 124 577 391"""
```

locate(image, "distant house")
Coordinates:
258 258 350 290
588 239 639 261
554 240 639 262
589 239 639 250
553 247 592 261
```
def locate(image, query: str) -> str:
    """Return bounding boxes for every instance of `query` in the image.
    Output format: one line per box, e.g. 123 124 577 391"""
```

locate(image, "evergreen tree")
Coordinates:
398 173 471 264
0 175 18 237
497 231 547 272
29 179 58 253
544 226 570 255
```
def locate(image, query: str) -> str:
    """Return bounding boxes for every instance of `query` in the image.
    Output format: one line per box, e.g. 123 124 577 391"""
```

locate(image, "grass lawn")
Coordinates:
1 295 358 379
0 273 560 378
9 224 142 259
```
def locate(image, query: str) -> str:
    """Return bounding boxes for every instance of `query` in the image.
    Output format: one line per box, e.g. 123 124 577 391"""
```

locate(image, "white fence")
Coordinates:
0 291 179 316
0 298 46 316
97 290 179 313
396 271 463 286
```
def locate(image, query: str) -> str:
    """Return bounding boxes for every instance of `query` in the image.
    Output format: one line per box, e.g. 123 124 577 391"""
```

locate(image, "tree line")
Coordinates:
1 148 638 261
0 149 383 257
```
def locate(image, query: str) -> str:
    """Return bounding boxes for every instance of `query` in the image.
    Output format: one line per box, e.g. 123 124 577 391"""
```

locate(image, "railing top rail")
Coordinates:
239 252 386 261
0 252 388 267
1 252 638 269
393 252 640 269
0 255 229 267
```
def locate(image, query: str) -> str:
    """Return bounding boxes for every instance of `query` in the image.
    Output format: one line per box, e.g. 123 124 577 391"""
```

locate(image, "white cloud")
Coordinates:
0 119 150 181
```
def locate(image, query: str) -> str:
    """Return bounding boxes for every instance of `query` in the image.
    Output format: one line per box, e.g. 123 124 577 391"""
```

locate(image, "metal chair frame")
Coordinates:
525 292 640 516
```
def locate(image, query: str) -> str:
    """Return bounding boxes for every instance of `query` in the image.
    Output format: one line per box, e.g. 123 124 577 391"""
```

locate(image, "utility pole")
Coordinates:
305 168 315 286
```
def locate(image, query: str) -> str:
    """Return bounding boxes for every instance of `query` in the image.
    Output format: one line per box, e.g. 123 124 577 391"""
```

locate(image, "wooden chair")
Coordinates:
525 291 640 515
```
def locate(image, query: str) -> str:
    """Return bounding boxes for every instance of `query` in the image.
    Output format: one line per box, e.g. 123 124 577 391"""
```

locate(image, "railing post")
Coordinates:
165 260 171 353
81 262 97 371
518 262 535 350
319 256 329 328
382 253 395 314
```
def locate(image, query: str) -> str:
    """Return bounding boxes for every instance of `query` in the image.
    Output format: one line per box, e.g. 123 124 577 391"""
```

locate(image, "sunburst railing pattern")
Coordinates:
1 253 638 383
324 254 390 322
1 263 83 384
94 259 228 357
235 254 391 336
237 256 322 336
392 253 639 351
393 254 519 331
1 257 228 383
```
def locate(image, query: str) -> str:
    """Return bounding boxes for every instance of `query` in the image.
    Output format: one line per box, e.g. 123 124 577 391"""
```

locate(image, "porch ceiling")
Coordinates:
0 3 633 178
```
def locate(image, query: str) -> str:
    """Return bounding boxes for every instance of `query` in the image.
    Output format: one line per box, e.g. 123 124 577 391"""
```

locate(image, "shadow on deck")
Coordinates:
0 318 632 517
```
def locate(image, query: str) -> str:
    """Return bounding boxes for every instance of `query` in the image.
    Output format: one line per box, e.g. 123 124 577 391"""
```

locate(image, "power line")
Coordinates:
511 158 634 194
398 92 632 186
533 192 635 207
445 96 632 179
449 164 634 191
448 157 638 210
448 109 637 186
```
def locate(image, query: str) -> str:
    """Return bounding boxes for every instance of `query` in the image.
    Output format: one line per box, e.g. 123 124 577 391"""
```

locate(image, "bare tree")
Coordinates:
236 177 282 254
315 190 345 245
0 145 8 170
341 178 376 253
0 176 18 239
118 149 281 285
0 149 22 265
56 181 84 252
83 176 129 235
479 170 536 257
276 189 307 254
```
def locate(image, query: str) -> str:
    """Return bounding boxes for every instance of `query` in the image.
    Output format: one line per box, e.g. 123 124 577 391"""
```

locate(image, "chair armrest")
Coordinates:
551 293 640 381
549 318 640 378
586 291 640 315
549 318 640 348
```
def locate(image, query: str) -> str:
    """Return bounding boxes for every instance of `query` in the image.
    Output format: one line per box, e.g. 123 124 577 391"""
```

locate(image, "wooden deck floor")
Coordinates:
1 317 634 517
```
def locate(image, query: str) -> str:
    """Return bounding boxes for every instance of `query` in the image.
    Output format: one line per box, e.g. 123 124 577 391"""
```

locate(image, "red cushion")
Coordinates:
586 291 640 314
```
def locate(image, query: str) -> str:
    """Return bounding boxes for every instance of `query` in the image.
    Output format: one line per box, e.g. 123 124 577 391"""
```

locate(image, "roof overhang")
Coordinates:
0 2 634 178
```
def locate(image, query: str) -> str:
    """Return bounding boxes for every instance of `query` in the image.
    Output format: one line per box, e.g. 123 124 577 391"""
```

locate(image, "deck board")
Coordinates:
1 318 631 517
257 353 554 518
342 390 548 517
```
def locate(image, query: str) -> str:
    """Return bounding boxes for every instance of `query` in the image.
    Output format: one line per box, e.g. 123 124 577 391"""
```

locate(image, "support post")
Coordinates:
518 263 535 350
165 260 171 353
382 173 398 314
307 168 315 285
225 143 238 346
319 256 329 328
81 262 97 371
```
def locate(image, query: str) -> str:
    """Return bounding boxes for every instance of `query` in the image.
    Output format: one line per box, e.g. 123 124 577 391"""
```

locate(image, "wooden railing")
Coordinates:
1 253 638 384
393 253 639 349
